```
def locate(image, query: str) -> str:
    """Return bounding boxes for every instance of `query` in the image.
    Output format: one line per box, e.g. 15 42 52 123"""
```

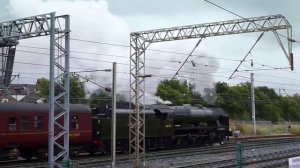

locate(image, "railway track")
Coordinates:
1 135 300 167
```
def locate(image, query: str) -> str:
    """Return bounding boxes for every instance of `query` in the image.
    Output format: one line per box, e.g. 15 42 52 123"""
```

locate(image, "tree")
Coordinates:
36 78 50 101
69 75 86 103
89 88 128 108
215 82 229 94
214 81 300 122
215 82 251 120
254 86 283 121
89 89 111 107
280 96 300 122
156 79 206 105
36 74 86 104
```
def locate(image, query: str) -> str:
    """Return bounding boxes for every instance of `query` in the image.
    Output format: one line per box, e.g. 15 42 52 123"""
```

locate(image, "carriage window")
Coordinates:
21 116 30 130
9 117 17 131
2 99 8 103
71 116 79 130
34 116 43 129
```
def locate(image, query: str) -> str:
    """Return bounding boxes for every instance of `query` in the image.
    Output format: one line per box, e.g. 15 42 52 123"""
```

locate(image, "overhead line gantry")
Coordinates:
130 14 293 167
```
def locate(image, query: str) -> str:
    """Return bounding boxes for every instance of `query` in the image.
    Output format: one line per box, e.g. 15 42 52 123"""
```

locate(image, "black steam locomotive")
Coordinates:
93 103 232 152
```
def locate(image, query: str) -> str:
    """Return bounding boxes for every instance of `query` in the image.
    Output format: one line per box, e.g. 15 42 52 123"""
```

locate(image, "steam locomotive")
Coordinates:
93 103 231 152
0 102 231 160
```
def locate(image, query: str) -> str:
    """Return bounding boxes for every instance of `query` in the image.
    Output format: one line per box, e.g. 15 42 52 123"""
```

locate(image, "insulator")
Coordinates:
290 53 294 71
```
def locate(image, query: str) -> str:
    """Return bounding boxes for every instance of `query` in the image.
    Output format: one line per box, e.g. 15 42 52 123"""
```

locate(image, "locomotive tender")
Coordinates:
0 102 231 160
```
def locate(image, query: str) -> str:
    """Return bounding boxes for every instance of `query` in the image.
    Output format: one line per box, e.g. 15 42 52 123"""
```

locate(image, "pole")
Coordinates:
236 141 243 168
111 62 117 168
48 12 55 168
251 73 256 135
63 14 71 167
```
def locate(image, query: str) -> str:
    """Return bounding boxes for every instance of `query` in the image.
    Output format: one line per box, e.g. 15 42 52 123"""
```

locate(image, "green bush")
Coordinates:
289 127 300 135
256 127 270 135
272 125 285 134
237 124 253 135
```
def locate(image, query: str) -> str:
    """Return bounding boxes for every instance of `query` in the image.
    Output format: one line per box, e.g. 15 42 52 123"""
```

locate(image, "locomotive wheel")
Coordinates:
104 141 111 154
119 139 129 154
162 137 172 149
8 149 20 159
203 138 213 146
145 139 152 150
173 138 181 148
72 149 79 156
197 137 206 146
182 137 191 148
35 150 48 160
219 137 227 145
145 138 157 150
173 137 190 148
21 149 36 161
88 147 98 155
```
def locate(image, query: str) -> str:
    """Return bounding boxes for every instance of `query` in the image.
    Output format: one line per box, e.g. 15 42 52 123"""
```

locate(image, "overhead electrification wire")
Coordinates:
239 67 290 72
15 72 300 95
16 48 289 80
15 45 299 77
17 45 243 64
17 39 295 80
15 47 243 73
13 37 300 93
172 39 202 79
18 45 295 82
18 40 292 75
204 0 246 19
228 31 265 79
71 71 300 90
233 75 300 88
70 38 129 47
204 0 300 44
71 72 112 92
14 47 300 88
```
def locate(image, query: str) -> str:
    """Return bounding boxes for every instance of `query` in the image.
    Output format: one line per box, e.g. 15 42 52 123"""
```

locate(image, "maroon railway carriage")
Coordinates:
0 103 96 160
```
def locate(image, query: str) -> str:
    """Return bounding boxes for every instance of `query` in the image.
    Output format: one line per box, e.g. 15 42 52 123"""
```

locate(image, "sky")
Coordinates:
0 0 300 103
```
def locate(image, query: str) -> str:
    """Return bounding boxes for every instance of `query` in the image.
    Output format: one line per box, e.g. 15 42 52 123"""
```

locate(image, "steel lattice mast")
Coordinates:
0 12 70 168
129 14 293 167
